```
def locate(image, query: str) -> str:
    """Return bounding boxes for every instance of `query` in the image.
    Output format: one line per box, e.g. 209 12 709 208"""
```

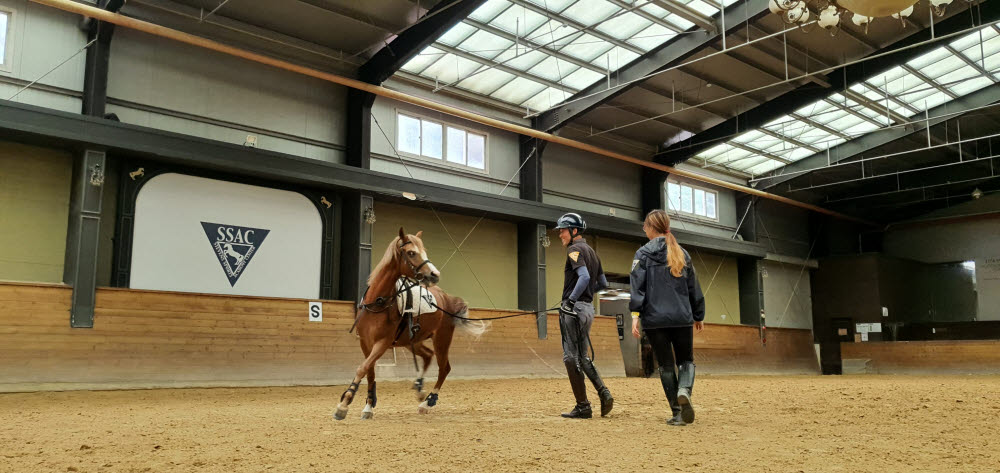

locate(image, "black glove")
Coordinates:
559 299 578 316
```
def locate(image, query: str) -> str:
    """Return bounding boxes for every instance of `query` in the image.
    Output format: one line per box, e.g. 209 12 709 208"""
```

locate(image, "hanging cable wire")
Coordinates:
8 38 97 101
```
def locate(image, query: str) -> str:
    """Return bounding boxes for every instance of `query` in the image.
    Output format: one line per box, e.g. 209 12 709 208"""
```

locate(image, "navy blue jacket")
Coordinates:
628 237 706 328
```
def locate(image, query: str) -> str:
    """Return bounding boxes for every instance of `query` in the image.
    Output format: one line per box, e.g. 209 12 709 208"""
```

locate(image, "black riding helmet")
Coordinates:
555 212 586 237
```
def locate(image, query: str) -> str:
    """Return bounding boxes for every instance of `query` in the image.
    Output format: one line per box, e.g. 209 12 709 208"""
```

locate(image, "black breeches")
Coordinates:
645 326 694 369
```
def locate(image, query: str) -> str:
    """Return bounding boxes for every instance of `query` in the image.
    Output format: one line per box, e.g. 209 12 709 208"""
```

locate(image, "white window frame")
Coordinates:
395 110 489 174
665 180 719 222
0 6 16 74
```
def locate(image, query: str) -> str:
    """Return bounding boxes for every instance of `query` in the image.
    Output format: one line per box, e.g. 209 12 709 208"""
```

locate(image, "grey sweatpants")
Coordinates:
559 301 594 364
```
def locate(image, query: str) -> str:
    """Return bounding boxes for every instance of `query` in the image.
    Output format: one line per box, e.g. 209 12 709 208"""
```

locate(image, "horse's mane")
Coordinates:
368 236 402 286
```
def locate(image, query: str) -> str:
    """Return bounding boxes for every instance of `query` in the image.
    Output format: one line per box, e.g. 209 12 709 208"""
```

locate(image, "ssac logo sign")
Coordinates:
200 222 270 286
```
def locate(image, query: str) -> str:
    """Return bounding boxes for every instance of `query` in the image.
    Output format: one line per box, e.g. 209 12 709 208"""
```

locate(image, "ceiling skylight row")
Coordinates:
696 23 1000 177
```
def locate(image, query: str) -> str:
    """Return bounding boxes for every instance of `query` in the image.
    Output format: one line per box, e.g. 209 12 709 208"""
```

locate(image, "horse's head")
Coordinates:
397 227 440 286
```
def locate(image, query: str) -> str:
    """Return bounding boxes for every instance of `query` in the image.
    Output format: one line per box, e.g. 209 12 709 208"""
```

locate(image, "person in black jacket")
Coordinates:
629 209 705 426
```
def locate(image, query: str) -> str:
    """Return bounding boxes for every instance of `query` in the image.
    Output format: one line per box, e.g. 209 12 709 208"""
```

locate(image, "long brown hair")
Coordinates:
644 210 686 277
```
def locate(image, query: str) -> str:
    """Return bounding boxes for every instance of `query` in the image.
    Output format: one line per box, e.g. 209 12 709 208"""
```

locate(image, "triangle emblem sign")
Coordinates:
200 222 270 287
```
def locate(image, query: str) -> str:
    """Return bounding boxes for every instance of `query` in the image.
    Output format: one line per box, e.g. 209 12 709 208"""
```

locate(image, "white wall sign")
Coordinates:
308 301 322 322
130 173 323 299
977 257 1000 321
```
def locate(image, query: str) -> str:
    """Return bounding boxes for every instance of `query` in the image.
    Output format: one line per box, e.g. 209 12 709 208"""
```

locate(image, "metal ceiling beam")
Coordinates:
842 89 910 124
728 140 793 164
655 2 1000 165
945 44 999 84
759 81 1000 190
358 0 488 84
789 112 851 140
535 0 770 133
650 0 717 32
900 64 958 99
756 127 821 153
861 80 922 115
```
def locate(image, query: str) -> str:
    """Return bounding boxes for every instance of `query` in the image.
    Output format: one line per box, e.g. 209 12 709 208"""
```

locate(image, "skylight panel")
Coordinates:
524 0 576 11
526 56 579 83
726 156 781 174
948 75 993 96
401 46 445 74
439 23 478 47
420 53 483 84
491 4 549 36
705 147 754 164
561 67 605 90
595 11 652 39
744 159 786 176
523 87 572 112
732 130 767 144
468 0 512 23
698 143 737 161
490 76 547 104
907 47 951 70
920 54 966 82
595 47 640 70
562 33 615 62
501 48 549 71
456 68 517 95
560 0 619 26
629 23 675 51
687 0 721 16
936 64 981 89
459 30 515 61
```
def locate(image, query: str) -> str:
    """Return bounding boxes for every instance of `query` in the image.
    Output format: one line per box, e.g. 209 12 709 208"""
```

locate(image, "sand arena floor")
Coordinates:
1 375 998 472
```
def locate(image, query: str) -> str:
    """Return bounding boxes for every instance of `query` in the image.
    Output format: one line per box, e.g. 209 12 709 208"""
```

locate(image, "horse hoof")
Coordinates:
360 411 373 420
418 401 433 414
333 407 348 420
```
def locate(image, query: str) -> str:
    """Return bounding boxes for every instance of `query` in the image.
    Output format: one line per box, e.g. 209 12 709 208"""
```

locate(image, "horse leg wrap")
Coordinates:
367 382 377 408
413 377 424 393
340 381 360 402
425 392 438 407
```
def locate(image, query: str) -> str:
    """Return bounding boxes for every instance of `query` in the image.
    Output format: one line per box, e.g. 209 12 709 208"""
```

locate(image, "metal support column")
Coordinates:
519 136 545 201
338 192 374 302
64 150 107 327
737 256 764 328
641 167 667 217
346 89 375 169
518 222 548 339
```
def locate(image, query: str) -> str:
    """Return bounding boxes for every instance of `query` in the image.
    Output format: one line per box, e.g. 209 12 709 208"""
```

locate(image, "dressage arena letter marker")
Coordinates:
200 222 271 287
308 302 323 322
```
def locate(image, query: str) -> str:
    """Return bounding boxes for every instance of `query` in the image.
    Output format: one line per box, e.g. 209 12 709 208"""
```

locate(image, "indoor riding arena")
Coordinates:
3 0 1000 471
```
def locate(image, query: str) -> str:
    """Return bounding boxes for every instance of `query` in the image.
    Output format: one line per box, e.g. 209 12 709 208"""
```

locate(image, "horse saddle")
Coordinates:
395 278 437 317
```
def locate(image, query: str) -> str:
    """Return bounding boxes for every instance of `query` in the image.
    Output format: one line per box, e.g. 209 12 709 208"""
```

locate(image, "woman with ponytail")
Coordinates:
629 209 705 426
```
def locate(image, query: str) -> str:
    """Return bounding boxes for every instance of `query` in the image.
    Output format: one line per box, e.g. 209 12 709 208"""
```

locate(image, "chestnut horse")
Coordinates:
334 228 488 420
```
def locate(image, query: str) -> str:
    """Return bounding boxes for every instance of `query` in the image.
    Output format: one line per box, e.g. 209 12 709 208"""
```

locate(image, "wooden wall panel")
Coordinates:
0 283 817 392
842 340 1000 374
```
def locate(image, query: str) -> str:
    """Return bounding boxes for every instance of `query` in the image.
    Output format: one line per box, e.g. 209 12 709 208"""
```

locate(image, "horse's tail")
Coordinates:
451 299 490 340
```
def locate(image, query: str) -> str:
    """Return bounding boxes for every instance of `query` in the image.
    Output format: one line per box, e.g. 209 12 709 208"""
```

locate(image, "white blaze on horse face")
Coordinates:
422 250 439 277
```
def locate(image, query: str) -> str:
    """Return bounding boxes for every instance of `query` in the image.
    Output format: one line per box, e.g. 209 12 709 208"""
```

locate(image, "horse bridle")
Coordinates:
398 239 433 282
354 239 433 315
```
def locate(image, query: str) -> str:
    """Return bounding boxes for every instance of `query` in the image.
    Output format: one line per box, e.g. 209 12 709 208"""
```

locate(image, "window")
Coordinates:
0 8 13 72
396 112 487 171
666 181 719 220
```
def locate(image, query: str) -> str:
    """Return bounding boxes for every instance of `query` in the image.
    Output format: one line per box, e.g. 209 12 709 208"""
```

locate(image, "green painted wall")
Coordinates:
371 202 518 310
690 251 741 325
0 142 73 283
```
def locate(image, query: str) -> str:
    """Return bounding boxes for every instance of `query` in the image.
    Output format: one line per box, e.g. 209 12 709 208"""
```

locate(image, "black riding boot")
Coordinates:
658 365 684 426
580 358 613 417
677 362 696 424
561 361 592 419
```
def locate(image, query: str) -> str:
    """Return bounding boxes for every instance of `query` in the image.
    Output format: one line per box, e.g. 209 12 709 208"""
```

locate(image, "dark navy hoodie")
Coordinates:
628 237 706 328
